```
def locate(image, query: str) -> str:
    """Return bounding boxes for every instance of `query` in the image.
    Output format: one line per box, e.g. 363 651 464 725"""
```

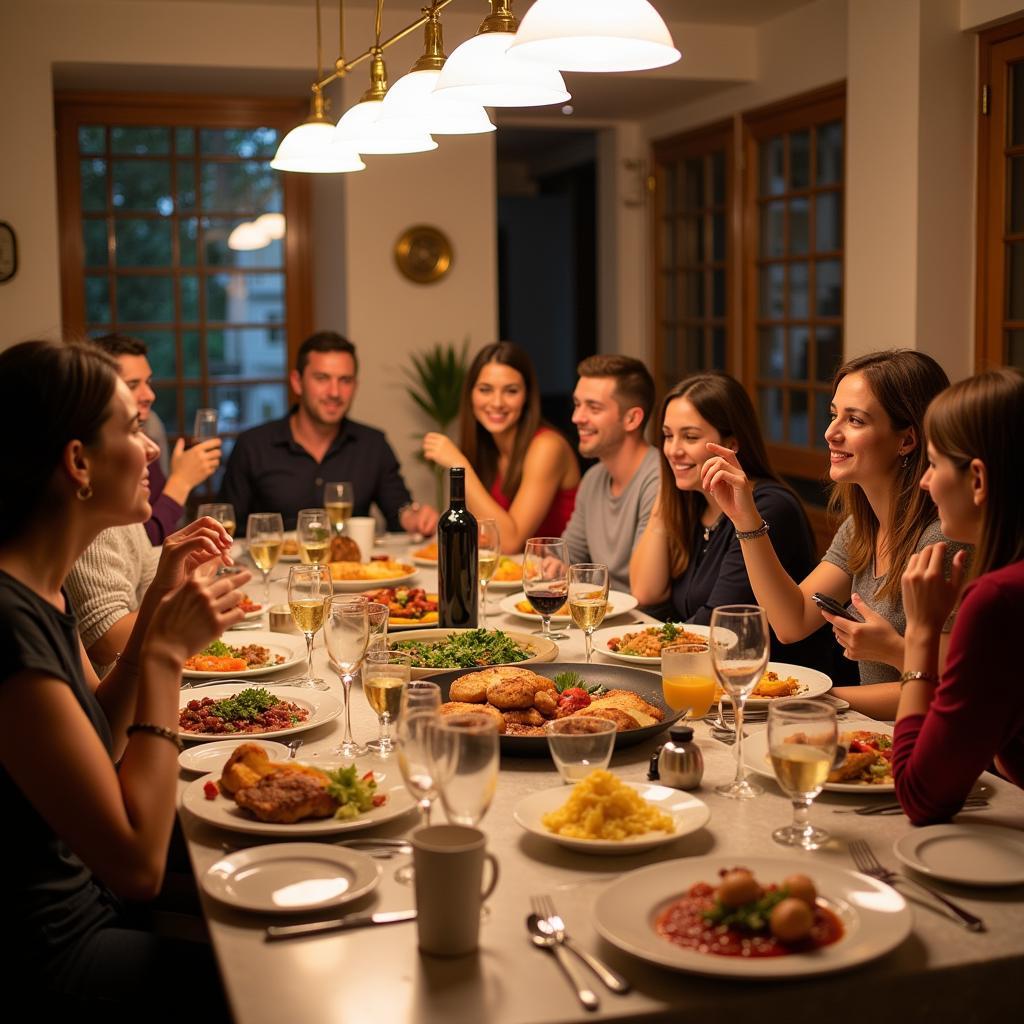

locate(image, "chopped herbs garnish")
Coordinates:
208 687 280 722
552 671 606 696
392 629 531 668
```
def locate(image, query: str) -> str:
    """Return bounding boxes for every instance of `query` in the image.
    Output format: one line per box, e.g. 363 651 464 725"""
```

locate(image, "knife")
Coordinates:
265 910 416 941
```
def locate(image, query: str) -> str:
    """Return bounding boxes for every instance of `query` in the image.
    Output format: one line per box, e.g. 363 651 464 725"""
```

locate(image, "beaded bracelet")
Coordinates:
735 519 770 541
899 670 939 687
126 722 184 752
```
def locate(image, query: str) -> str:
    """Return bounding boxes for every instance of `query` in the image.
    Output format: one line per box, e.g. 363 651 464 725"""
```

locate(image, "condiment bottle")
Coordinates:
648 725 704 789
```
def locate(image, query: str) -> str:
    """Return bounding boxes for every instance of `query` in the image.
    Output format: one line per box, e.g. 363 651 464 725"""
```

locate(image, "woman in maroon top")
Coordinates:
894 367 1024 824
422 342 579 552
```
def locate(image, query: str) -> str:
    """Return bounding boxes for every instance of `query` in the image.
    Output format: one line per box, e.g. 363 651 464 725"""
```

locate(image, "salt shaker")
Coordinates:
648 725 704 789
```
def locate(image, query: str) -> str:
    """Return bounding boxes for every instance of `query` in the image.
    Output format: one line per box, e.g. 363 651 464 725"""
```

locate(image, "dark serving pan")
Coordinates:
428 661 685 757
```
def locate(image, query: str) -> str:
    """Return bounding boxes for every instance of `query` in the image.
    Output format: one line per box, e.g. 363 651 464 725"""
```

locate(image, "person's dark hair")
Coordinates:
0 340 119 543
658 371 800 577
827 349 950 604
296 331 358 375
459 342 542 500
91 332 148 358
925 367 1024 580
577 354 656 432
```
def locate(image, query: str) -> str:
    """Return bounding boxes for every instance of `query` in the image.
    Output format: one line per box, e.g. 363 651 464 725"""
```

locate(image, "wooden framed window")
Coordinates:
977 19 1024 371
651 121 733 396
55 92 312 477
743 84 845 479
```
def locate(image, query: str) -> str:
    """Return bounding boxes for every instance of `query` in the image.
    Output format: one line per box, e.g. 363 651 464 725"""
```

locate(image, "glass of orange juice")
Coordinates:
661 642 716 719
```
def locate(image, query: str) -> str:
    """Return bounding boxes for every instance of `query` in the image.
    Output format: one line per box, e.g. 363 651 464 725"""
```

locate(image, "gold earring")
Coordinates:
76 483 93 501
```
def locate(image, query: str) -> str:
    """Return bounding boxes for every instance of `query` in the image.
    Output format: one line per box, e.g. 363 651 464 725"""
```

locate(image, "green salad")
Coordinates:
392 628 532 668
324 765 381 820
207 687 280 723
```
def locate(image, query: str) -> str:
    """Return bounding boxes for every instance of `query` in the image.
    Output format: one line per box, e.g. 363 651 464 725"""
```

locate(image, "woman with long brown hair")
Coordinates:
895 368 1024 822
630 372 831 670
422 342 579 552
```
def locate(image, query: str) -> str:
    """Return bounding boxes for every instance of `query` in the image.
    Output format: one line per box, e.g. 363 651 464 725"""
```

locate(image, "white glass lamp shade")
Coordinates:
227 221 270 251
334 98 438 155
434 31 570 108
255 212 286 239
510 0 681 73
270 121 366 174
379 69 495 136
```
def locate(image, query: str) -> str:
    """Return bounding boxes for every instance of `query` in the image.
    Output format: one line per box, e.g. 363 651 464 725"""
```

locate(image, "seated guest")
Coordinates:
561 355 660 592
422 342 580 553
630 371 833 672
0 339 248 1010
92 333 221 544
220 331 438 535
894 368 1024 824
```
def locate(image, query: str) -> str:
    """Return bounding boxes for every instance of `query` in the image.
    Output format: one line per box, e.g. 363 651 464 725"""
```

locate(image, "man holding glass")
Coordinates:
220 331 438 535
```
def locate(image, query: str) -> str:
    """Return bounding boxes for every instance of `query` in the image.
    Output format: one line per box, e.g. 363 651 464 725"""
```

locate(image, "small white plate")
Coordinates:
499 590 639 625
201 843 381 914
179 685 343 742
892 824 1024 887
178 738 291 774
513 781 710 855
181 630 306 680
592 623 718 665
332 568 419 592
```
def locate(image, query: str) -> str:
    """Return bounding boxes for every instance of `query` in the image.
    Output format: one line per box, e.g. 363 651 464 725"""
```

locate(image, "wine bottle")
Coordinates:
438 467 479 628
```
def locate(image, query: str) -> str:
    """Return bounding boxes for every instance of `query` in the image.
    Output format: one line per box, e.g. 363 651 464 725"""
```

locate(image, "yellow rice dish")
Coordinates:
541 770 675 841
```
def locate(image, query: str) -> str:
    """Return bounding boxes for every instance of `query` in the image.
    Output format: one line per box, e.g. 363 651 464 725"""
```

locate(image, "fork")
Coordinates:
532 894 630 994
833 797 990 816
848 839 986 932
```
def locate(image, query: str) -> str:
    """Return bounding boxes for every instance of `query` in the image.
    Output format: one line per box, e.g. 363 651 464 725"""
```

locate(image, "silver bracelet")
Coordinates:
735 519 769 541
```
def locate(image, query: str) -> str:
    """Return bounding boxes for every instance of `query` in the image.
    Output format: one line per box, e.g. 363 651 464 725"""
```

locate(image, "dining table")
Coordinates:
177 540 1024 1024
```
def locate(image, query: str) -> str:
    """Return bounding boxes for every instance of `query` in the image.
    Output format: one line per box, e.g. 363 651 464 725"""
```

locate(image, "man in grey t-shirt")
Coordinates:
561 355 660 592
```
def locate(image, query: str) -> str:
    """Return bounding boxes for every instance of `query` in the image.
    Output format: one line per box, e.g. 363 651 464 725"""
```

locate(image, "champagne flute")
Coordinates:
366 601 389 655
710 605 769 799
433 714 500 827
661 642 716 720
567 563 609 663
296 508 331 564
400 680 441 716
523 537 569 641
395 700 442 884
323 481 354 537
286 563 332 690
768 700 838 850
477 518 500 628
324 595 370 757
364 649 410 757
247 512 283 604
196 502 236 539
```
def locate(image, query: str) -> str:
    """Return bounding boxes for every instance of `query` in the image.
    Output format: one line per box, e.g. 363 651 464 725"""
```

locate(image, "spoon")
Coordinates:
286 738 303 759
526 916 599 1011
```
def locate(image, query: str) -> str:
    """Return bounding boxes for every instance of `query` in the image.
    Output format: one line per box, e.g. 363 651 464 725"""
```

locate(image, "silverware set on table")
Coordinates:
833 796 989 816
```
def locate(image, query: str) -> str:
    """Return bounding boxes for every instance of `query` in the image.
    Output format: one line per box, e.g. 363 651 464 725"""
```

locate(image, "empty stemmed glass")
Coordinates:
711 604 769 799
477 519 500 627
324 481 354 537
363 649 410 757
196 502 236 540
523 537 569 641
433 714 500 827
568 563 609 663
324 595 370 758
286 563 332 690
395 684 442 884
247 512 283 604
366 601 389 655
296 508 331 564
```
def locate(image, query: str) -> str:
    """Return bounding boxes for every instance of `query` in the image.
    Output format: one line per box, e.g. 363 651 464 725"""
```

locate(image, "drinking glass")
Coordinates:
395 702 442 884
296 508 331 564
523 537 569 641
567 563 609 663
366 601 389 655
767 700 838 850
196 502 236 539
363 649 410 757
286 563 332 690
323 481 354 537
544 717 616 783
710 605 769 799
477 519 500 627
246 512 284 604
324 595 370 757
661 642 716 720
192 408 218 446
400 680 442 716
433 714 500 826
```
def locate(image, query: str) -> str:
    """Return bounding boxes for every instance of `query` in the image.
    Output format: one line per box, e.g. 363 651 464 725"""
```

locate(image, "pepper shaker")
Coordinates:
648 725 704 789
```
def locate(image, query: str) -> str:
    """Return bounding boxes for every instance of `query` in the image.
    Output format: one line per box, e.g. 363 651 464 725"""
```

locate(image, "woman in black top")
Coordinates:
630 372 833 671
0 340 250 1010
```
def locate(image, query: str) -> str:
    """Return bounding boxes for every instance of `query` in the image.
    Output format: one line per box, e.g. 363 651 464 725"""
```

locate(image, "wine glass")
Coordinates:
710 605 769 799
477 519 500 627
246 512 283 604
363 649 410 757
568 563 609 663
192 407 218 446
395 701 442 884
433 714 500 826
196 502 236 539
323 481 354 537
286 563 332 690
366 601 389 655
296 508 331 564
324 595 370 757
400 680 441 716
523 537 569 641
661 642 716 720
767 700 838 850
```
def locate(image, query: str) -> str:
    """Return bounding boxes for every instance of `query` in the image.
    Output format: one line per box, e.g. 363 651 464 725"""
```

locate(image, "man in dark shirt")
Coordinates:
220 332 439 534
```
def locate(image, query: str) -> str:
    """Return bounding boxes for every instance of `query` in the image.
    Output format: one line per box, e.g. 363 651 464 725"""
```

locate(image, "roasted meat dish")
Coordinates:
233 770 337 823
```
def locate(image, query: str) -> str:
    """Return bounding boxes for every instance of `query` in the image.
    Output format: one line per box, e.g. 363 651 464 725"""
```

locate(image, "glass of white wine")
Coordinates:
286 563 332 690
567 563 609 664
197 502 236 540
477 518 500 627
296 508 331 564
323 481 354 537
767 700 838 850
324 595 370 758
363 649 410 757
246 512 283 604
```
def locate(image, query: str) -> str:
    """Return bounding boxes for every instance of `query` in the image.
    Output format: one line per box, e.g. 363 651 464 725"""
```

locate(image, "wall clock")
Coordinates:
394 225 453 284
0 222 16 283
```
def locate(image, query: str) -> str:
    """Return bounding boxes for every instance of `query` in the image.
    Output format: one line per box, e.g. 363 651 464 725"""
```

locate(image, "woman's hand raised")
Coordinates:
422 432 468 471
699 443 761 530
902 542 968 639
150 517 234 595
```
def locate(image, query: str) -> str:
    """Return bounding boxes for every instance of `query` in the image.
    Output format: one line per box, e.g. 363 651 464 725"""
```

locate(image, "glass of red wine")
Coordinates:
523 537 569 641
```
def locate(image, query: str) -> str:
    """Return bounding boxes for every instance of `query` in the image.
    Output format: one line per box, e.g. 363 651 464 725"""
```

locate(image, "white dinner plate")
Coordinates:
279 532 301 562
242 606 266 621
513 781 710 855
178 738 291 774
892 824 1024 887
743 721 893 793
181 630 306 680
738 663 832 708
499 590 639 626
181 767 416 836
201 843 381 914
332 568 419 592
178 685 343 742
592 623 721 666
593 855 912 978
411 554 438 568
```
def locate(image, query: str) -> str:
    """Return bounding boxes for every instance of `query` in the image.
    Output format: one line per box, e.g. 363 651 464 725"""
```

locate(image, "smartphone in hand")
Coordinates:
811 592 864 622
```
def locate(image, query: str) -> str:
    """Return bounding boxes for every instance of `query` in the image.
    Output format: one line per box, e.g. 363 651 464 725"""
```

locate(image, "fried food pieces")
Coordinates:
219 742 336 822
329 535 362 562
439 701 507 733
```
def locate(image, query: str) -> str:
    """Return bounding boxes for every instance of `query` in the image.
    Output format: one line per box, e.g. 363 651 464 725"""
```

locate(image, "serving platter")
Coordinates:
388 627 558 680
498 590 638 625
181 630 306 680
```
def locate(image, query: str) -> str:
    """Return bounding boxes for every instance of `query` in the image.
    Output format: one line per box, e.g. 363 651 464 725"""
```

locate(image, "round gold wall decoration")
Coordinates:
394 225 453 284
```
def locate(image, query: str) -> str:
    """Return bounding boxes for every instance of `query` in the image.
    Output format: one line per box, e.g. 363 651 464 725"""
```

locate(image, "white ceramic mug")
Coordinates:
346 516 376 562
412 825 499 957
